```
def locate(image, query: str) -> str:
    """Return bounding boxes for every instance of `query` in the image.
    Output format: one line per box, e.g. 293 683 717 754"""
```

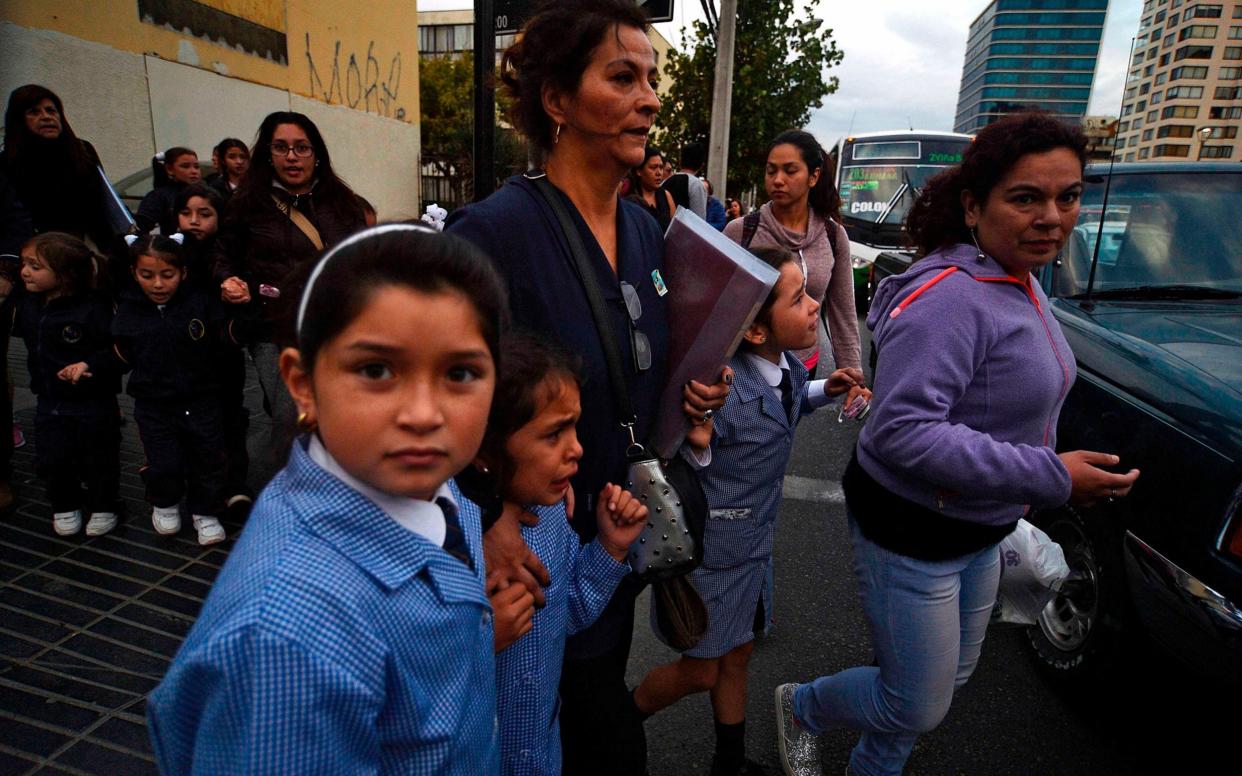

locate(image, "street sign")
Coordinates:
640 0 675 24
493 0 531 35
493 0 673 35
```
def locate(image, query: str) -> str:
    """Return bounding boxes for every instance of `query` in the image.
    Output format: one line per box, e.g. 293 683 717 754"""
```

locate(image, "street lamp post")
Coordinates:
1196 126 1214 161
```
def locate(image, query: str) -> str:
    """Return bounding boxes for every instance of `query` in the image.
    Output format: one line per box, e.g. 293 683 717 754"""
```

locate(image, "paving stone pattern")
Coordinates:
1 341 281 776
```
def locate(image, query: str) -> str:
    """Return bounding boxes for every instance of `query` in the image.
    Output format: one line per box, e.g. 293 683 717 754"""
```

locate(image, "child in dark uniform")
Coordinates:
15 232 121 536
632 246 871 776
176 183 253 516
113 233 247 544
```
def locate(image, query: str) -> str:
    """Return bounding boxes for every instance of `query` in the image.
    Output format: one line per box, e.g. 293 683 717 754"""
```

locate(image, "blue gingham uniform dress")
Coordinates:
147 439 499 775
684 353 814 659
496 501 630 775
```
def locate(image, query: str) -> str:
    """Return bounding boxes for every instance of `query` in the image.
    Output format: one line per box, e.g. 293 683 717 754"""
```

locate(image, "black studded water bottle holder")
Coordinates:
625 456 700 580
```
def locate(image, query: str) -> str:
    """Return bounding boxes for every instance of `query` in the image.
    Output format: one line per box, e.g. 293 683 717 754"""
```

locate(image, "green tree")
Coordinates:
653 0 843 197
419 52 527 210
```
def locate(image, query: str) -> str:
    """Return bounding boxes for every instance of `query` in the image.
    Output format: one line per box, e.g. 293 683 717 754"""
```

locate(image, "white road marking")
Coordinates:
782 475 845 504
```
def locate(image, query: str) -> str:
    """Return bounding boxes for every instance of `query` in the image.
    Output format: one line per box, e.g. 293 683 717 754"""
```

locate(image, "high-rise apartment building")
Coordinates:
1114 0 1242 162
955 0 1109 134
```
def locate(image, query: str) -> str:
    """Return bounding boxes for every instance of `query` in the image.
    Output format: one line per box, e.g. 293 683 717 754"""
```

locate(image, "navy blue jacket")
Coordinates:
15 291 120 401
448 175 671 659
113 287 248 400
448 176 671 531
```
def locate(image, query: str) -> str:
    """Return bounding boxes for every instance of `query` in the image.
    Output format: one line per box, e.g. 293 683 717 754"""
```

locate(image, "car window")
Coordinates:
1056 172 1242 296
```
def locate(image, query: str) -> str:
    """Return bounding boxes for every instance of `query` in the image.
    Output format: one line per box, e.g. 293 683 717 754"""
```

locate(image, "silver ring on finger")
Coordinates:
703 409 713 421
1108 488 1116 502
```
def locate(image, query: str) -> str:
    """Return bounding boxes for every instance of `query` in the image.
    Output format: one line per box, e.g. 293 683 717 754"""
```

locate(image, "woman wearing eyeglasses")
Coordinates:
446 2 730 773
214 111 366 448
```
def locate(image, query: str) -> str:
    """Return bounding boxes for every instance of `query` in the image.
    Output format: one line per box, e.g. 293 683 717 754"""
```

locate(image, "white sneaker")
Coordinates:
152 505 181 535
775 683 822 776
53 510 83 536
85 512 118 536
193 515 226 546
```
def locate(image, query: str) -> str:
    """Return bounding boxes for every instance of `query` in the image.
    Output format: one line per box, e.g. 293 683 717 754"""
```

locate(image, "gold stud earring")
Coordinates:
296 411 316 432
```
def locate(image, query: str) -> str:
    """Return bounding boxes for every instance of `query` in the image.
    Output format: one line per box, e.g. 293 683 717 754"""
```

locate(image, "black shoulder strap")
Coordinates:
825 217 839 256
529 175 636 427
740 210 762 250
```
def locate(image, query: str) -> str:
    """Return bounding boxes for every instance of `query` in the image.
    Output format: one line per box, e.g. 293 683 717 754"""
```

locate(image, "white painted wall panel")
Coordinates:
145 55 289 162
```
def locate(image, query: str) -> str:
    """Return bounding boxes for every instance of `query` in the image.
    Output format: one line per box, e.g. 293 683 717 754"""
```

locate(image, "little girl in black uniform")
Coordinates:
113 234 248 544
15 232 121 536
176 183 252 515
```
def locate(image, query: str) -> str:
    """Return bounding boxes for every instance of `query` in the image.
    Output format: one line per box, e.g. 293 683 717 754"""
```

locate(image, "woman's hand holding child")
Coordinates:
595 483 648 562
57 361 92 384
220 276 250 304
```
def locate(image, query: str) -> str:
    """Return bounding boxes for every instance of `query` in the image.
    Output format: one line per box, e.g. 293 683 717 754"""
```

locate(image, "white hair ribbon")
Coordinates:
123 234 140 247
295 222 439 337
168 233 185 245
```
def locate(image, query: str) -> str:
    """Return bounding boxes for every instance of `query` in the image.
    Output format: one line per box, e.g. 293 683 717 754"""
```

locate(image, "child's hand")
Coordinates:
220 276 250 304
595 483 648 562
845 383 872 407
826 367 866 397
57 362 92 384
488 572 535 653
686 418 713 451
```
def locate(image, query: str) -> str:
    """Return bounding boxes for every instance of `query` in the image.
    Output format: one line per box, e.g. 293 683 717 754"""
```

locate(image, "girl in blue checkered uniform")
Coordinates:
632 247 871 776
473 332 648 775
148 225 509 775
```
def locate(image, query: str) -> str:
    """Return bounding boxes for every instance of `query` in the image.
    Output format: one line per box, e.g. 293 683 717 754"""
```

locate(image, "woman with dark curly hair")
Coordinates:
446 1 731 772
1 85 112 246
774 112 1141 776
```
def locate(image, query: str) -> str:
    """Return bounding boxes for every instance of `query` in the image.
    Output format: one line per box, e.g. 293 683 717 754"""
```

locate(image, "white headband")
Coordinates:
295 222 440 337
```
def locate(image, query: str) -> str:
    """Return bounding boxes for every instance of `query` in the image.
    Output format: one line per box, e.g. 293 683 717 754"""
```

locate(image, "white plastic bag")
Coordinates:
993 518 1071 626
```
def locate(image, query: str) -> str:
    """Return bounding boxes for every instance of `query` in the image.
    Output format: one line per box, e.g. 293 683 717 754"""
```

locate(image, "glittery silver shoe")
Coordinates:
775 683 821 776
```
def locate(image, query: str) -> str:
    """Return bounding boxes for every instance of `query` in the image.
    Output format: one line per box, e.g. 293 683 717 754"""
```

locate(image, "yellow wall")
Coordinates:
289 0 418 122
1 0 417 122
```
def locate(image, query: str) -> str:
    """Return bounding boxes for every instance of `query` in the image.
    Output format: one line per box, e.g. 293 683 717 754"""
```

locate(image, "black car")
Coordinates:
1028 162 1242 682
871 163 1242 682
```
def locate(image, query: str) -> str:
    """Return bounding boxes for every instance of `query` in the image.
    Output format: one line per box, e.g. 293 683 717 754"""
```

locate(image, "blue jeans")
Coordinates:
793 513 1001 776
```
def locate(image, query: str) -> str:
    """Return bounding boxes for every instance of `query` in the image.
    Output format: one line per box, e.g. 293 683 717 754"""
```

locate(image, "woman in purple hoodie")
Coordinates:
773 112 1142 776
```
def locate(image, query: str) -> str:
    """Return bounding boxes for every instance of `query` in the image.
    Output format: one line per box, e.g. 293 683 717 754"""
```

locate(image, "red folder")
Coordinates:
652 207 780 458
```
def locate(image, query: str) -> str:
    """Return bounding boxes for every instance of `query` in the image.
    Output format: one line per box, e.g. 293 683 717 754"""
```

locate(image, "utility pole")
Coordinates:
706 0 736 195
472 0 496 202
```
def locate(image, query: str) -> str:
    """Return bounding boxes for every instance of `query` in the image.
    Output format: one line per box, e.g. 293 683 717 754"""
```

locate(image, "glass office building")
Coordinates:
954 0 1109 133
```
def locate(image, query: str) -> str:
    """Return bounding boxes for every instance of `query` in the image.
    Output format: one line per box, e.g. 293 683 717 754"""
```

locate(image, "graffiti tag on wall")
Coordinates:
305 34 405 120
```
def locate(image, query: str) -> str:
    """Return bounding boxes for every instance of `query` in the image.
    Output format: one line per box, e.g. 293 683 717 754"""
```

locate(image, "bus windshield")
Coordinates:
834 133 973 248
840 164 945 224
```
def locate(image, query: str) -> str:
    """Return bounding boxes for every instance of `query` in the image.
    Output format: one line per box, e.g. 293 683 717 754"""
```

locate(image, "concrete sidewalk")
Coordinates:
0 341 281 776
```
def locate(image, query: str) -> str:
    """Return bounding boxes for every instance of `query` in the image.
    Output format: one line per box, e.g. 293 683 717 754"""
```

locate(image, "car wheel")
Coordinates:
1025 504 1126 680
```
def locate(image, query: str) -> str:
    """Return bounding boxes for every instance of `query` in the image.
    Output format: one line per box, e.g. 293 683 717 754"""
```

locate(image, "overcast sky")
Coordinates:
421 0 1141 147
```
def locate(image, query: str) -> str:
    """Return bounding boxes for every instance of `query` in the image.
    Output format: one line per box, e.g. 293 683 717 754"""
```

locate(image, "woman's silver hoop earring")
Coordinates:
554 124 562 145
970 227 986 262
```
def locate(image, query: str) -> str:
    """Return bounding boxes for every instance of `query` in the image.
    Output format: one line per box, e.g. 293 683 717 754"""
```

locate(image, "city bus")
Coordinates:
830 130 974 310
